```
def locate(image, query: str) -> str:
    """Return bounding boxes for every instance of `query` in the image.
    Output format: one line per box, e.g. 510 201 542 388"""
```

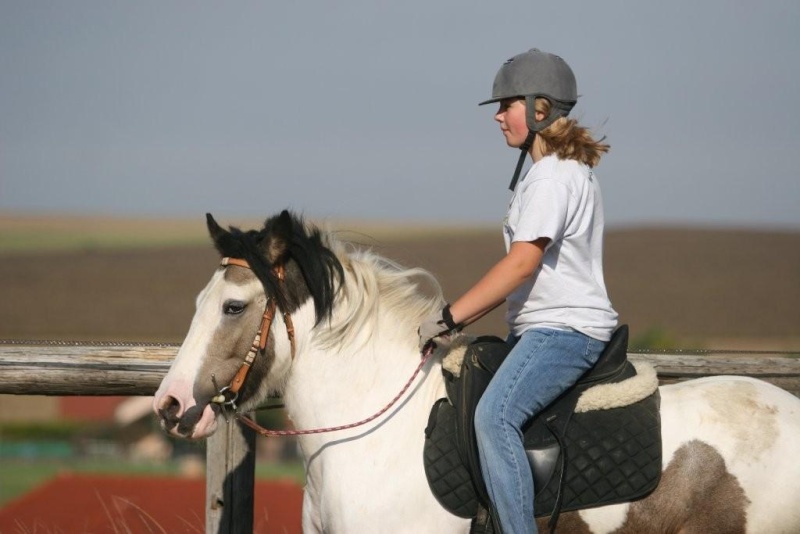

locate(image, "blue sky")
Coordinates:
2 1 799 229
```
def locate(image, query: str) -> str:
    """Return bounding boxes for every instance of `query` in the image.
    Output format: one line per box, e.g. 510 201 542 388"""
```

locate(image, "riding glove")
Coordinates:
418 304 462 349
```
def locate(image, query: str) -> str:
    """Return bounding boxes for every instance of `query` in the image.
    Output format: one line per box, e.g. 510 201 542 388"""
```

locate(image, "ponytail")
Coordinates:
535 98 609 168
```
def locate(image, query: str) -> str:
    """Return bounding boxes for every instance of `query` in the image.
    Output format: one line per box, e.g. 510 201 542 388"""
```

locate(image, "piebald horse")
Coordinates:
154 211 800 533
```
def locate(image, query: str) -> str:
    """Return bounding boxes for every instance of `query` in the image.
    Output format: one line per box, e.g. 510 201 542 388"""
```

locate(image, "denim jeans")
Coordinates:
474 328 606 534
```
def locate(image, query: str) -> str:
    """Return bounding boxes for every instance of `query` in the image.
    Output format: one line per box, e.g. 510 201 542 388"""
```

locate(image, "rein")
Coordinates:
238 345 434 437
211 256 436 437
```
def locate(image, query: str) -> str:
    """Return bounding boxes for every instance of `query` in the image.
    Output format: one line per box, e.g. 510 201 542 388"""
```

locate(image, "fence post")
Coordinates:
206 415 256 534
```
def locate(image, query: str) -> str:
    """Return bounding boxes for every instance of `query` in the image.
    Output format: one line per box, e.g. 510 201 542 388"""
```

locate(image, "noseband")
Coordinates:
210 257 296 413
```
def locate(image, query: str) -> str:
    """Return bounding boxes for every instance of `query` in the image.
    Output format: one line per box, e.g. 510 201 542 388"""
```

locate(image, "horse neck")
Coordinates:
281 304 445 441
290 335 439 415
279 250 447 436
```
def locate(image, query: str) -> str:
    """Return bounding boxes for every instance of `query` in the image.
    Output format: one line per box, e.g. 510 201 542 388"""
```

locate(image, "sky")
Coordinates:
1 1 799 229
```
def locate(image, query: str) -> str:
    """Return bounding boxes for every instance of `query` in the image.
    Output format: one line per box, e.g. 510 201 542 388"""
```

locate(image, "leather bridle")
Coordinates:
210 257 296 413
207 255 435 438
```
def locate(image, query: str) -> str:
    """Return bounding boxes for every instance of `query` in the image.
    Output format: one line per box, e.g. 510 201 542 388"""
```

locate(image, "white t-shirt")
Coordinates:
503 154 618 341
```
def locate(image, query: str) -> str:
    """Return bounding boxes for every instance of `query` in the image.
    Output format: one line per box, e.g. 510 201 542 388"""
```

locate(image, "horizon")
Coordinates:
3 209 800 233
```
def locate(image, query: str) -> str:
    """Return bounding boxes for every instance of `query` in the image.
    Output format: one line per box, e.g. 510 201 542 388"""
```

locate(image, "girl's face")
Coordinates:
495 98 528 148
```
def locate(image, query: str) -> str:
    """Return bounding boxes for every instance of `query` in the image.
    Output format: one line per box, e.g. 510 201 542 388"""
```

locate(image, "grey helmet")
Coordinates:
480 49 578 190
479 48 578 132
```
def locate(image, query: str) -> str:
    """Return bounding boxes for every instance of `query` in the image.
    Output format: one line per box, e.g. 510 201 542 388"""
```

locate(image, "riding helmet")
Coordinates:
480 48 578 190
479 48 578 132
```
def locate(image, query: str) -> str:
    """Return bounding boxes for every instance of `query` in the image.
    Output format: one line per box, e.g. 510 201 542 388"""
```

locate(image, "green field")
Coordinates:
0 213 490 254
0 215 210 253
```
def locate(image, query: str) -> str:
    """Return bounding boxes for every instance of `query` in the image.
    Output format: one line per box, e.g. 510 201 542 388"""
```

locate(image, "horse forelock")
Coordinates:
210 222 284 306
209 211 344 323
287 223 344 325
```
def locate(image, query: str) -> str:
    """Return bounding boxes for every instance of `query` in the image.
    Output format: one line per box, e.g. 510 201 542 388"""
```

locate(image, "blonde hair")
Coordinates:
534 98 609 168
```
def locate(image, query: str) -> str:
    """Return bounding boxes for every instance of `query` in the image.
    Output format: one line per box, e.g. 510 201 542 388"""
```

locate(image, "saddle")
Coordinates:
423 325 662 532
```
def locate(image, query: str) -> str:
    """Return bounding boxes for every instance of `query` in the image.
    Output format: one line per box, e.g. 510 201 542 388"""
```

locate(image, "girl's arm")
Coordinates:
450 237 549 326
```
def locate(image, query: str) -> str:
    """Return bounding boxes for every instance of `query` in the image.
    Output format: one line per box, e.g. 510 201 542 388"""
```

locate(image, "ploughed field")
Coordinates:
1 219 798 348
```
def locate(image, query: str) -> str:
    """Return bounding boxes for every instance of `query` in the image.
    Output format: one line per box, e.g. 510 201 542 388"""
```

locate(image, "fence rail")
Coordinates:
2 343 798 396
1 342 799 533
629 351 800 397
0 343 174 395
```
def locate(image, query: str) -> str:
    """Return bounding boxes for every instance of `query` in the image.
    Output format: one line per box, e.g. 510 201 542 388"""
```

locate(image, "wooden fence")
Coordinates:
1 342 799 533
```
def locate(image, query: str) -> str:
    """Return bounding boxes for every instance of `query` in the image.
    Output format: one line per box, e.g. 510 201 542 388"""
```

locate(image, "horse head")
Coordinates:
153 210 343 439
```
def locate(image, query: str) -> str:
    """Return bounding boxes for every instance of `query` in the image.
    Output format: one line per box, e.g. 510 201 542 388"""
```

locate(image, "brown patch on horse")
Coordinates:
613 439 749 533
538 440 749 533
536 512 592 533
223 264 253 284
194 270 272 405
703 380 779 464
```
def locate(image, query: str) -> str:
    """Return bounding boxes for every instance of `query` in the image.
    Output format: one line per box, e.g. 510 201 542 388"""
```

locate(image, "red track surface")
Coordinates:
0 474 302 533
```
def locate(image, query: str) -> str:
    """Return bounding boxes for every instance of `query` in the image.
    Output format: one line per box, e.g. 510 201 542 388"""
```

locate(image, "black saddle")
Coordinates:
423 325 662 533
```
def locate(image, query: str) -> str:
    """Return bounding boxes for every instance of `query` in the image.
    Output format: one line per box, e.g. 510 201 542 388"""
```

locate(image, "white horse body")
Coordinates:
154 213 800 533
579 376 800 533
659 376 800 532
278 277 469 532
283 316 800 533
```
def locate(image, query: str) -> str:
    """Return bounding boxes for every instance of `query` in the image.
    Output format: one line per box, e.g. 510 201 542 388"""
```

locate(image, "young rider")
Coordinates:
419 48 618 533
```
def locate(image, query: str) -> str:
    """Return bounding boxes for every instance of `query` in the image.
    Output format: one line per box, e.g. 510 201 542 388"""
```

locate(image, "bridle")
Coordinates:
210 257 296 414
208 256 436 438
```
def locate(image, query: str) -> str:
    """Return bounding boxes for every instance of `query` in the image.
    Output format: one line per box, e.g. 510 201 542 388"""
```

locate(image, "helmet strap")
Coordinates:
508 130 536 191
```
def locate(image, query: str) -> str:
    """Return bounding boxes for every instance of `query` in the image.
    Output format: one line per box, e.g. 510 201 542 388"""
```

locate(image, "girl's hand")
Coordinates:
418 304 461 349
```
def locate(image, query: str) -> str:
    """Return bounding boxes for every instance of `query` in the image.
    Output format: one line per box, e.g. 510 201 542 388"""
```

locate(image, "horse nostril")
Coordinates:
157 395 183 429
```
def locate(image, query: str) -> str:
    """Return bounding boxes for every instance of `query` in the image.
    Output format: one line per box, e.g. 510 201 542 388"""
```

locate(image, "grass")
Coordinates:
630 326 683 351
0 458 173 506
0 214 209 253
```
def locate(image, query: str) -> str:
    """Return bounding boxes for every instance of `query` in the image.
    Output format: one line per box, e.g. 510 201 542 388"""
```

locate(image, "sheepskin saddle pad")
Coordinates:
423 325 662 522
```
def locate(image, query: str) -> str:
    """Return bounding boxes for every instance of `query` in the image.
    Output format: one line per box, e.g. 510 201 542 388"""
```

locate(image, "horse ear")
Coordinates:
206 213 228 254
261 210 294 265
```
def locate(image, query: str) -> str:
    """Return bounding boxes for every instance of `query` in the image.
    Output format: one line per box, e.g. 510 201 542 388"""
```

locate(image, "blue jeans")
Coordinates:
474 328 606 534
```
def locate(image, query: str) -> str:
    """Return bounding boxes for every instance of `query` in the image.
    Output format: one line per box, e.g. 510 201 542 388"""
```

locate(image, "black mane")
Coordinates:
207 211 344 324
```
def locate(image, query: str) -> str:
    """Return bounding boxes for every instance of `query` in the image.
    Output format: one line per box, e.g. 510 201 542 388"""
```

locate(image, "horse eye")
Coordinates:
223 300 247 315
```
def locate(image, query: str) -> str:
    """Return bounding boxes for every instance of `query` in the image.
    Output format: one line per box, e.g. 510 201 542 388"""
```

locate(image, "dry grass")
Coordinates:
0 213 491 254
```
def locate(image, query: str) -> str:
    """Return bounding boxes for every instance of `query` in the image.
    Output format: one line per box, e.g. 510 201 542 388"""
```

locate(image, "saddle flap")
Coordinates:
526 443 561 491
471 335 510 375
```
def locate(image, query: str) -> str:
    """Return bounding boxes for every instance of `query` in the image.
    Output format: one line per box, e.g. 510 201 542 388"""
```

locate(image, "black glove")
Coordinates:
418 304 461 349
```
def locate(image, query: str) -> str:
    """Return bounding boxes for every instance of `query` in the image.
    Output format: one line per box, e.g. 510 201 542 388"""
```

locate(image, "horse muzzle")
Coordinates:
154 393 219 440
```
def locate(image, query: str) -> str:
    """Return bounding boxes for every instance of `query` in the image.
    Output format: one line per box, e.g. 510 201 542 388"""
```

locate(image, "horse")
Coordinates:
154 210 800 533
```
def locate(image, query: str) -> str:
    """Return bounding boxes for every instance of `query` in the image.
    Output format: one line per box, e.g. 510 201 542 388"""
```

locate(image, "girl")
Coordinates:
419 48 618 533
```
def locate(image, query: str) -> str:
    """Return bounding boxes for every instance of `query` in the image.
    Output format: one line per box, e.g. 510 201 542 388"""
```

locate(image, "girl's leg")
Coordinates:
474 328 605 534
